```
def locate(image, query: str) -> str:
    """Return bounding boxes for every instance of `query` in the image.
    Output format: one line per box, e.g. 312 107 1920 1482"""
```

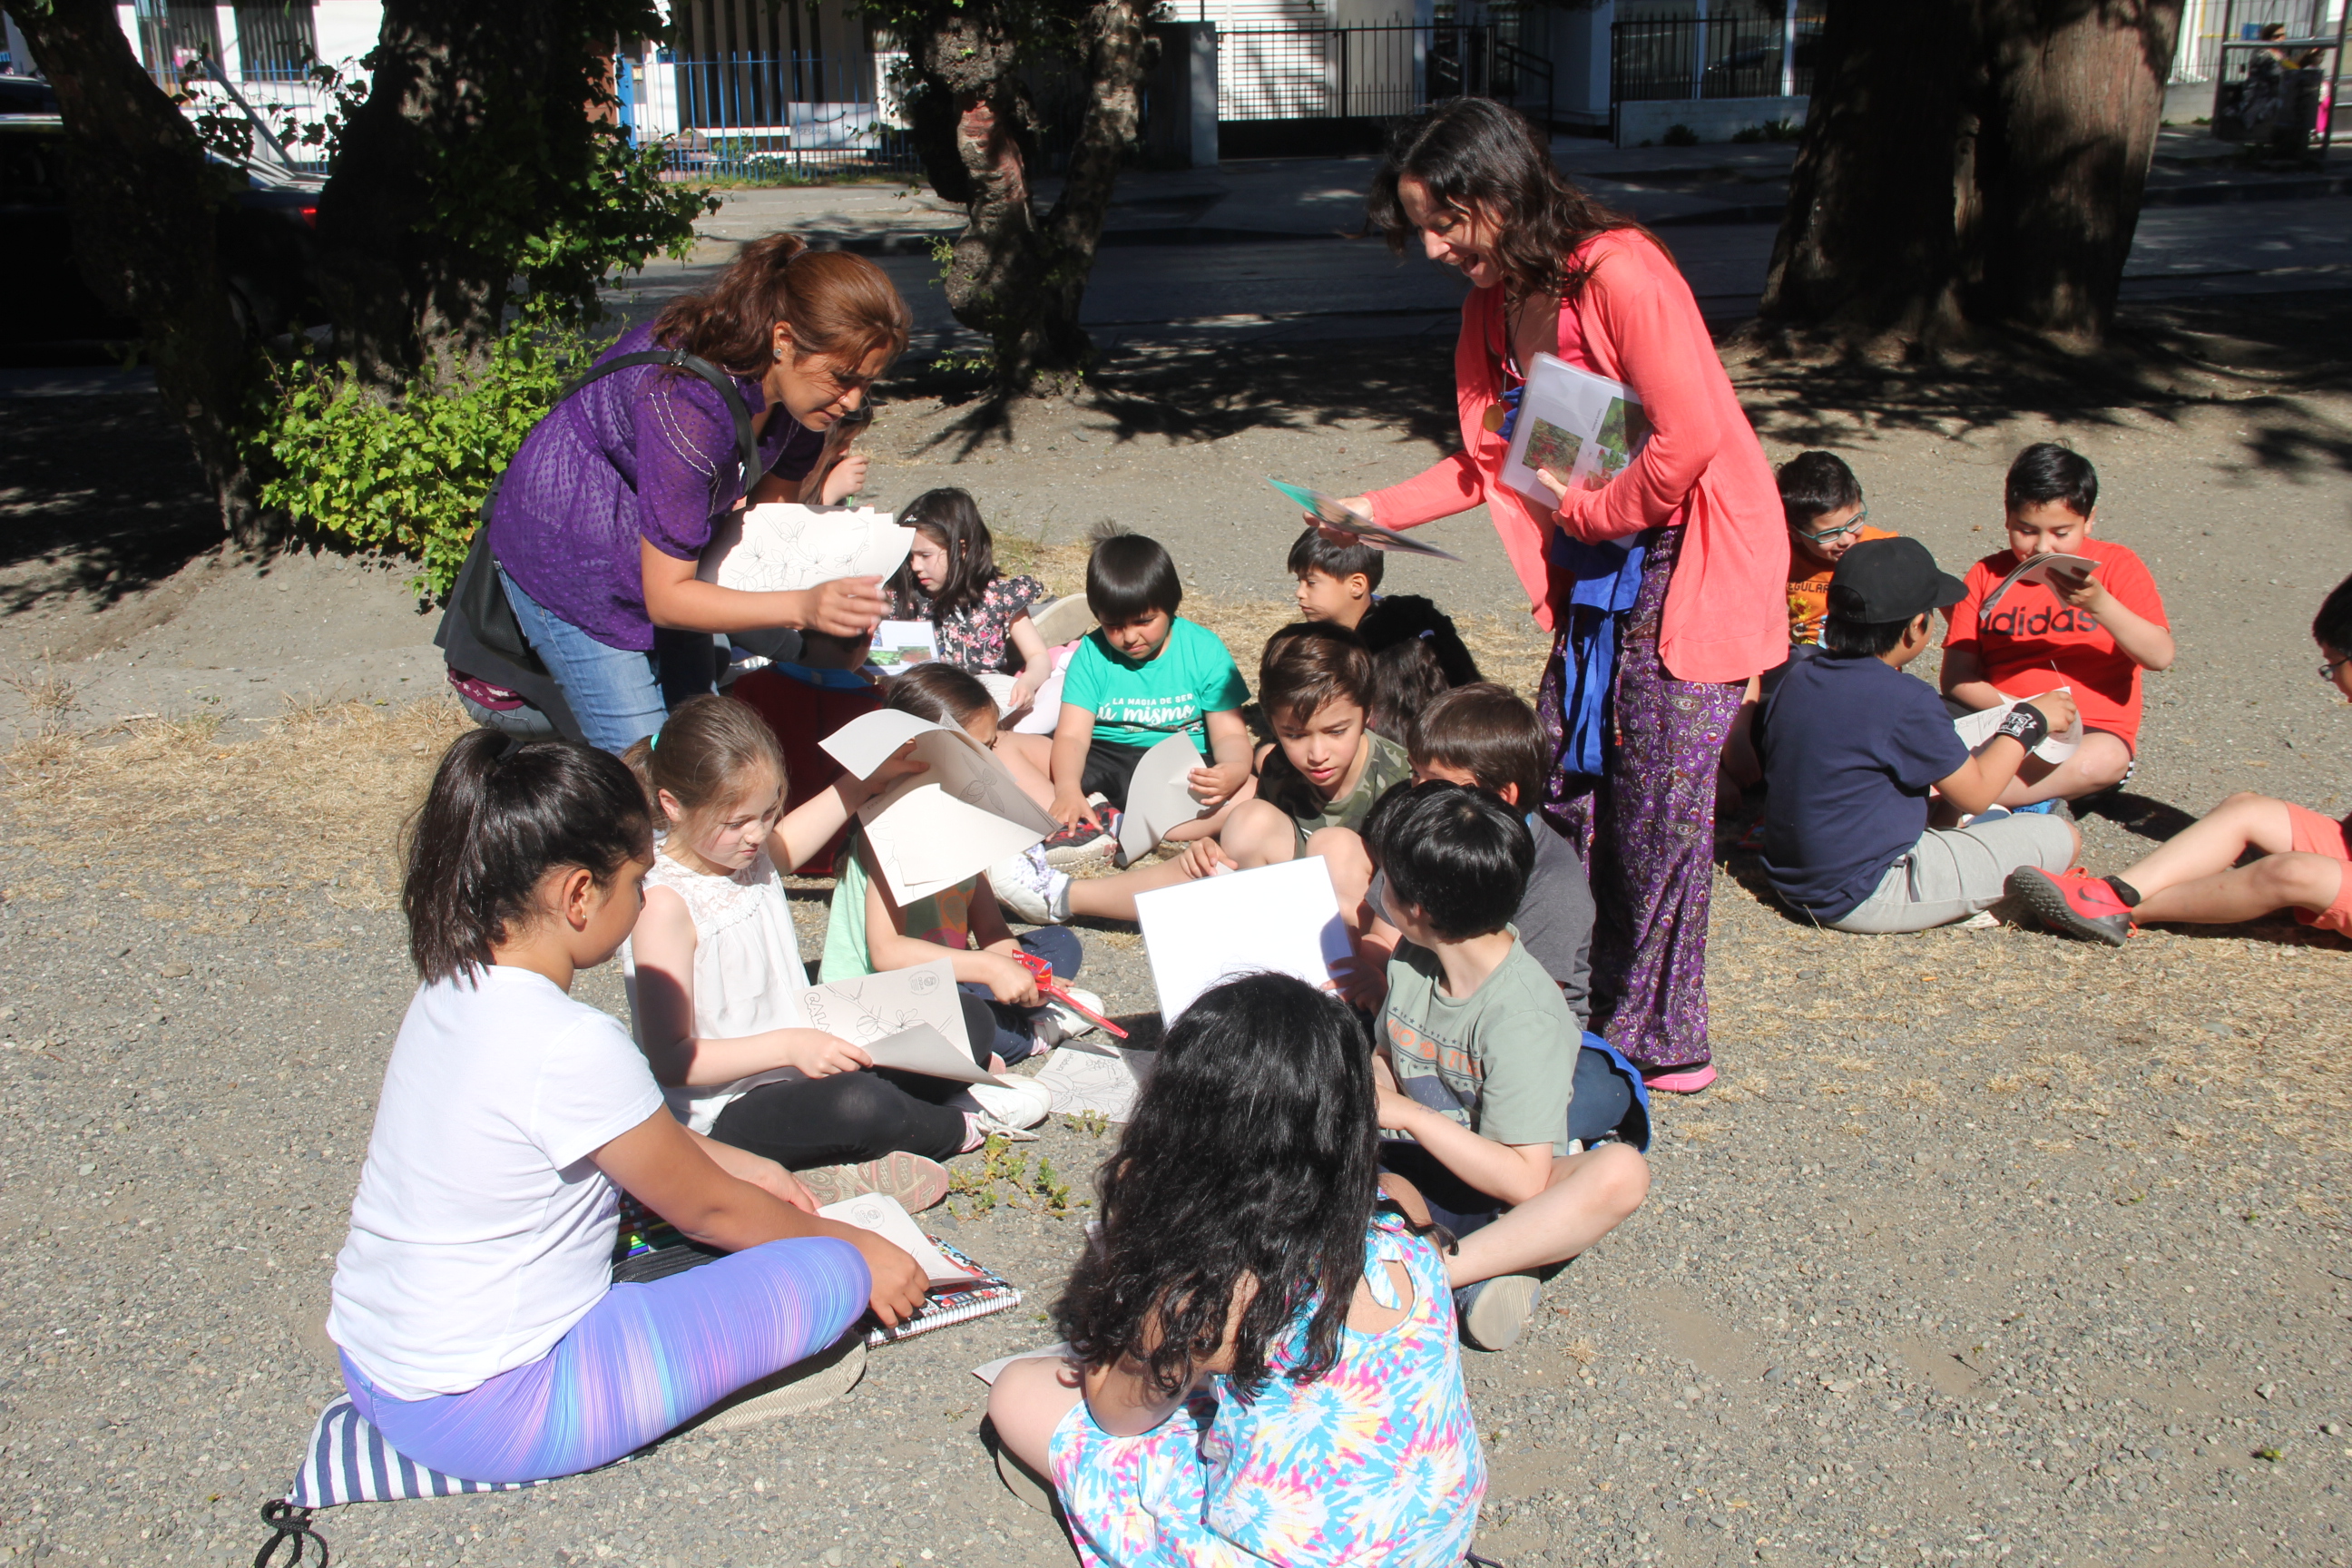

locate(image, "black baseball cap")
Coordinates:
1828 536 1965 623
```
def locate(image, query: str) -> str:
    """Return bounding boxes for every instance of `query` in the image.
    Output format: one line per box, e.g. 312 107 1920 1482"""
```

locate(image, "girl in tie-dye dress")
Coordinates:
986 974 1486 1566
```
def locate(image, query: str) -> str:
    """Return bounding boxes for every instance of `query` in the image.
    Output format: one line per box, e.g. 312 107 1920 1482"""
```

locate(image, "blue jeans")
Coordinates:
498 568 718 754
956 926 1083 1067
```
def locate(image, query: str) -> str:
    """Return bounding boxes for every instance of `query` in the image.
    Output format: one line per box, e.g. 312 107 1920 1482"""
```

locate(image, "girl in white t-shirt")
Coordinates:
622 695 1049 1191
328 731 927 1485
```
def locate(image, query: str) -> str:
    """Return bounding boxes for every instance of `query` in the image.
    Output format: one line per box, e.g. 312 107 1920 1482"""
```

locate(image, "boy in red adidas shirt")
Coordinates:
2011 572 2352 944
1942 444 2175 806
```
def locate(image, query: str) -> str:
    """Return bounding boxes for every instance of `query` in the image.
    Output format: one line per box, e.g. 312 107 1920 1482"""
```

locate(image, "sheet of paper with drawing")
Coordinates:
816 1193 978 1289
1952 688 2083 764
1266 478 1463 561
820 708 1062 906
1034 1041 1158 1121
798 958 1004 1085
1118 734 1209 862
697 504 914 594
1133 857 1352 1025
1500 352 1653 507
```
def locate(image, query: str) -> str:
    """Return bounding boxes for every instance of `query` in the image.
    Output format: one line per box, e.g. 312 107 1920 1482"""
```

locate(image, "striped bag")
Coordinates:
255 1397 554 1564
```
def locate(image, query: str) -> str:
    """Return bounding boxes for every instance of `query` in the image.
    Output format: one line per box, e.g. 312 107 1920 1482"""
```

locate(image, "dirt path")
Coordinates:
2 308 2348 1568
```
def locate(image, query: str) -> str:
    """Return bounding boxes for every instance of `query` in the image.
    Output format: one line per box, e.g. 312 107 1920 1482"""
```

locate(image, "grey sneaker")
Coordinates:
1454 1273 1544 1352
989 846 1073 926
1031 987 1105 1051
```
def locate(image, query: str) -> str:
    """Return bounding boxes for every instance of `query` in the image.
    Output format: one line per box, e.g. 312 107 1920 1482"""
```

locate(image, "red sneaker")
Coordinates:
2006 867 2132 946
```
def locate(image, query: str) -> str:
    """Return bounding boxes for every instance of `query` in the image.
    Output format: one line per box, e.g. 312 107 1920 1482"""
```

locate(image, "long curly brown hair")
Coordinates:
1366 97 1654 305
653 233 911 377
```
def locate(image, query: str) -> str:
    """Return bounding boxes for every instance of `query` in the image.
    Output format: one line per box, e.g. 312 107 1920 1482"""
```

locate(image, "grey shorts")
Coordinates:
1826 813 2077 935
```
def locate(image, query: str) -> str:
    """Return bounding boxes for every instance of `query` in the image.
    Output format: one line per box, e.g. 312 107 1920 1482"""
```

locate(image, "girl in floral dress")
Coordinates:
986 974 1486 1567
888 487 1059 719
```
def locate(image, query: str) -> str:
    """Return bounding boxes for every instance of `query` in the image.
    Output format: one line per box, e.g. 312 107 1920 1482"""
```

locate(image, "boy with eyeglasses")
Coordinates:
2010 572 2352 944
1779 451 1894 647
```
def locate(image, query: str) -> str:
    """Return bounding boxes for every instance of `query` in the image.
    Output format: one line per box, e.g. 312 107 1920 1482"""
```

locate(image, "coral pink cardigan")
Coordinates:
1365 230 1788 686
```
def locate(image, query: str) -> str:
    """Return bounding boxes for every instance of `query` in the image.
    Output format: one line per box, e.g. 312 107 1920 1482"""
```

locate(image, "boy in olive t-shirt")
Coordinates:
1369 783 1651 1353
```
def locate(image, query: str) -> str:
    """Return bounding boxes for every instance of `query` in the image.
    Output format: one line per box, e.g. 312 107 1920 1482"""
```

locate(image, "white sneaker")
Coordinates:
1033 987 1105 1050
988 846 1073 926
966 1077 1052 1130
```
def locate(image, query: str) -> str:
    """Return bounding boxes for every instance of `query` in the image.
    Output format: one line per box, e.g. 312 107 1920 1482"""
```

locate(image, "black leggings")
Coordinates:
705 995 1006 1168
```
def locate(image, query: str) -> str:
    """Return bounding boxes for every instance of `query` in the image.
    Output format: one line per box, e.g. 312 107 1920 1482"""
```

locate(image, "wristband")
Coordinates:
1994 705 2049 751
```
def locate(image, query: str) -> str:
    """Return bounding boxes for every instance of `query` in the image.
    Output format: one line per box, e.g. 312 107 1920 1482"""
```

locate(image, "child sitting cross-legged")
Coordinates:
1338 682 1594 1020
1759 537 2082 933
2009 571 2352 945
329 733 927 1486
986 973 1486 1566
622 693 988 1206
822 662 1104 1127
1364 781 1650 1352
1289 525 1482 687
1942 444 2175 807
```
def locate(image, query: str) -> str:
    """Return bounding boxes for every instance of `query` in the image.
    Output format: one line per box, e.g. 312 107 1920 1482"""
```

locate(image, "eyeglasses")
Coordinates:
2320 654 2351 681
1800 507 1868 544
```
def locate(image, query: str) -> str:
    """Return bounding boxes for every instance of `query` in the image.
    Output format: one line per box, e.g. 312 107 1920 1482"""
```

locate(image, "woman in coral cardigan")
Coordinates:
1334 99 1786 1092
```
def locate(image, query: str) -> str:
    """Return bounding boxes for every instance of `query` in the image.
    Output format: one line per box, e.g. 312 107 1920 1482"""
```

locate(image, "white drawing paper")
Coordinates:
972 1343 1073 1385
863 1024 1006 1088
698 503 913 595
820 709 1063 906
1952 688 2083 765
1978 552 2101 614
1133 857 1352 1026
1034 1041 1157 1121
1119 734 1208 862
1499 352 1653 507
798 956 974 1059
816 1192 977 1289
868 620 939 674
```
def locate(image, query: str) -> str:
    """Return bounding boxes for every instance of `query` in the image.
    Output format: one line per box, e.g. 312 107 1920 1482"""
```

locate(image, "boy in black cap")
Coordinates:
1758 537 2082 933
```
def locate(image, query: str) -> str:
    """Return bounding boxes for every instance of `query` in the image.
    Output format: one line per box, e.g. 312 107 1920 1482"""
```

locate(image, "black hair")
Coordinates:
2315 571 2352 652
889 487 999 621
887 661 995 730
1367 96 1654 306
621 693 786 828
1363 779 1530 942
1820 588 1923 659
1086 531 1183 624
1367 637 1449 750
1285 525 1385 592
402 731 654 985
1411 681 1545 805
1777 450 1864 530
1055 974 1379 1399
2004 443 2098 517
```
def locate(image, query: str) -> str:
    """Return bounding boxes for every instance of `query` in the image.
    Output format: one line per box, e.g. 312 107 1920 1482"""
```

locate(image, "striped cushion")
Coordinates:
285 1398 548 1507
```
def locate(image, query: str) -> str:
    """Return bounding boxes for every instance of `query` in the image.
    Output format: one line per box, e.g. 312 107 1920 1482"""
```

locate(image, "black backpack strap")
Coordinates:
553 348 762 504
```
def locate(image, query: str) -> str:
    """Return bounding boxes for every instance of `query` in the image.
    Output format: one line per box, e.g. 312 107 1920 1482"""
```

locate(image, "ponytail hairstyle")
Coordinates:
1367 96 1652 306
402 731 653 985
888 487 999 620
1055 974 1380 1399
653 233 912 378
886 661 996 734
619 693 788 833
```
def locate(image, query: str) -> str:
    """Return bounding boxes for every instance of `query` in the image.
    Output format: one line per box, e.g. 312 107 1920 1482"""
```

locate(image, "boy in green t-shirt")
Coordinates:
1045 533 1252 843
1369 782 1651 1352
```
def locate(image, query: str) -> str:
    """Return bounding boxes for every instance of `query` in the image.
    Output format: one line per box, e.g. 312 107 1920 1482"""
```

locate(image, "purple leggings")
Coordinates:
342 1235 867 1484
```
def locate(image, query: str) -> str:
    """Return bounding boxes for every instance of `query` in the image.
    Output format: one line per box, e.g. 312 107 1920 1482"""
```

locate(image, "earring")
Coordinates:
773 348 784 361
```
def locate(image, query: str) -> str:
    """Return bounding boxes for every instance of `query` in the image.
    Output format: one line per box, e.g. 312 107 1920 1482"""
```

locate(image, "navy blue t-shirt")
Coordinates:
1758 653 1970 920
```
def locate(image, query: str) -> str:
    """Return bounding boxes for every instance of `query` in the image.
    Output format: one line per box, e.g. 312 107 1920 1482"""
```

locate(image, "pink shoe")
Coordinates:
1642 1063 1717 1094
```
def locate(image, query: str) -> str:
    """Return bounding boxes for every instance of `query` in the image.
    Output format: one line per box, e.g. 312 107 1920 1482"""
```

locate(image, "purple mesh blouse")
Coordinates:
486 322 825 652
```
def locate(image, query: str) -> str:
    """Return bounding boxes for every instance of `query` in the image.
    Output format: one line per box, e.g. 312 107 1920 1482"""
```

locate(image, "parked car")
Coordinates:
0 71 325 351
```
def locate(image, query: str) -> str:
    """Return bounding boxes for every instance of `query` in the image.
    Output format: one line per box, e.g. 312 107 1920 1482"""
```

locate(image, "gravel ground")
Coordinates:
3 306 2350 1568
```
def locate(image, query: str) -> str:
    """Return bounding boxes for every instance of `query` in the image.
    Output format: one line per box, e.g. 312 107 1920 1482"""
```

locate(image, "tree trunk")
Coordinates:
5 0 272 546
904 0 1152 393
1760 0 2184 350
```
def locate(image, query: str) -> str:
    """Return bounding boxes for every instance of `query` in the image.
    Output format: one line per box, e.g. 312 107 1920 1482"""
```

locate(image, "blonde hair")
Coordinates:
620 694 788 831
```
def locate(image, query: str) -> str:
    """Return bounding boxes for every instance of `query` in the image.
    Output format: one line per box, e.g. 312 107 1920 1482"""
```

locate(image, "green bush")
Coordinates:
257 308 603 596
1662 122 1700 146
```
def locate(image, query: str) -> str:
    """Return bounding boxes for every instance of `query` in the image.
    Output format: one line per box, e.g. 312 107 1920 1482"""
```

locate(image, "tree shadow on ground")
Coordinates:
893 333 1464 461
1729 289 2352 480
0 393 220 619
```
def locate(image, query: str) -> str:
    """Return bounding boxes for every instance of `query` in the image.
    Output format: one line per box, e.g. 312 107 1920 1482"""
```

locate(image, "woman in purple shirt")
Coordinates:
480 235 912 752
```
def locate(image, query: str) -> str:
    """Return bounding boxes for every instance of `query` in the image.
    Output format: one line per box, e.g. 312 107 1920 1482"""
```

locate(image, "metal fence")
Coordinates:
1215 24 1552 122
2174 0 2326 81
625 51 922 180
1610 14 1822 104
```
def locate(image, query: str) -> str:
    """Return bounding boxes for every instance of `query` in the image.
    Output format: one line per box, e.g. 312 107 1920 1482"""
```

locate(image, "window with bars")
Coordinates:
235 3 319 80
135 0 222 74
